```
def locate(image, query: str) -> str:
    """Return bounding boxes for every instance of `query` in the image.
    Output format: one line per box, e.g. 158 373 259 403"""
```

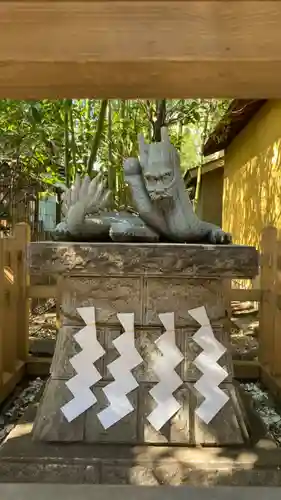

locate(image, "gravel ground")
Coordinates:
29 298 57 340
229 302 259 360
0 378 45 445
242 382 281 445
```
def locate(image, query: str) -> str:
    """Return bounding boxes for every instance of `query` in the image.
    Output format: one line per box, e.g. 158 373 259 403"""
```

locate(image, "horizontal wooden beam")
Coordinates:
28 285 57 298
230 288 261 302
233 360 260 381
1 1 281 98
26 355 51 377
0 1 251 2
29 337 55 356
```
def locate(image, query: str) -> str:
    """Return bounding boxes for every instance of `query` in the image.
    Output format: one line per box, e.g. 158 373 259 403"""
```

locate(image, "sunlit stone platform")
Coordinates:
28 242 258 446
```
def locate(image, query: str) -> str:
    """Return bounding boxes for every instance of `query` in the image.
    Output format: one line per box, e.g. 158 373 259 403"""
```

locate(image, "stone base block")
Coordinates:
29 241 259 448
0 402 280 486
32 379 248 445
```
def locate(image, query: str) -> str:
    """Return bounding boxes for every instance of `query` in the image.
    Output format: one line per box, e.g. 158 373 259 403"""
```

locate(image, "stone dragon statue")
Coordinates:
53 128 231 244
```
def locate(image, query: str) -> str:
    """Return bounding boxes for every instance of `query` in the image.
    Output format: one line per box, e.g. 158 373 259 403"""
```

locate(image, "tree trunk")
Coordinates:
87 100 108 176
177 99 184 152
68 100 77 175
107 101 115 208
194 100 211 212
64 100 71 187
56 189 62 225
152 99 166 142
117 100 126 206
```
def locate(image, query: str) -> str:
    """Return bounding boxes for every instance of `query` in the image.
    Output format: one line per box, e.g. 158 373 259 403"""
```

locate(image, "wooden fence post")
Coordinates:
272 238 281 376
259 226 278 369
0 236 4 390
3 234 18 374
14 223 31 362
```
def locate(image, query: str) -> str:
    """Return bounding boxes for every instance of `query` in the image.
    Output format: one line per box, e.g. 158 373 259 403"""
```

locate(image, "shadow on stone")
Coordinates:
0 394 281 486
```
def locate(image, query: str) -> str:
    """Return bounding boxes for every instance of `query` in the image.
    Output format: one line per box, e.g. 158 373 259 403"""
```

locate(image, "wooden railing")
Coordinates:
0 224 30 403
258 226 281 400
0 223 281 403
225 226 281 399
0 223 57 402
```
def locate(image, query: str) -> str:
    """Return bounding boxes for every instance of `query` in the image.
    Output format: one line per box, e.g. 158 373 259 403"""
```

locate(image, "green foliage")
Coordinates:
0 98 230 208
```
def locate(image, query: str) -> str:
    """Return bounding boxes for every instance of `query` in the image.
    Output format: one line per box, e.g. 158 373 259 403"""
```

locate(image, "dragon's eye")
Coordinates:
163 172 172 179
145 174 156 182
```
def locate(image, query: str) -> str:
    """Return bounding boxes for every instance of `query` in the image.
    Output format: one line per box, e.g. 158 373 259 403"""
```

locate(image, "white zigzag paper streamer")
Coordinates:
147 312 184 431
97 313 142 429
188 306 229 425
61 307 105 422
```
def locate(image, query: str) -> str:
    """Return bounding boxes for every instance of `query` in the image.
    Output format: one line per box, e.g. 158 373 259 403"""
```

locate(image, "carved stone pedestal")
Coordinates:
30 242 258 446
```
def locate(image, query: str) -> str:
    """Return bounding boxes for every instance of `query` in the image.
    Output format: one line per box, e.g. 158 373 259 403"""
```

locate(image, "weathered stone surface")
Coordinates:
83 465 101 484
48 325 232 383
0 463 93 484
100 461 130 485
31 240 257 445
190 384 246 445
170 386 190 444
145 457 184 486
135 327 232 383
50 327 78 379
3 400 281 485
60 277 142 326
153 383 248 446
2 458 281 486
33 326 237 444
84 384 138 443
100 463 281 486
29 242 259 278
101 458 184 485
143 278 225 326
32 379 247 445
133 328 174 383
101 327 125 380
3 484 281 496
178 328 233 382
137 383 170 443
50 326 103 379
32 379 84 442
4 484 281 497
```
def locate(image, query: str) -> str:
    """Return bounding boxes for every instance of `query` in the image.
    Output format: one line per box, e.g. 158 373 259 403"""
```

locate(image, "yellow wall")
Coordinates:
223 100 281 248
197 168 224 227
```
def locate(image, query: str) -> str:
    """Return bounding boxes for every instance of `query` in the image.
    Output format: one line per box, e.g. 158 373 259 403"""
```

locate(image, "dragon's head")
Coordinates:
139 128 180 210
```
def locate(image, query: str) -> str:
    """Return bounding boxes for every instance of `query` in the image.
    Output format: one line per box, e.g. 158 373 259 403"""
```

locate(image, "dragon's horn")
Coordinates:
161 127 170 144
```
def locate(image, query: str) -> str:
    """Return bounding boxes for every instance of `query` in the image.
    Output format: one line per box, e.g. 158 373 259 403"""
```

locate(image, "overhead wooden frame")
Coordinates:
1 1 281 99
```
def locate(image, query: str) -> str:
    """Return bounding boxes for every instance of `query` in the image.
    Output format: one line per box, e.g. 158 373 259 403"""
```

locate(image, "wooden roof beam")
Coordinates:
0 1 281 99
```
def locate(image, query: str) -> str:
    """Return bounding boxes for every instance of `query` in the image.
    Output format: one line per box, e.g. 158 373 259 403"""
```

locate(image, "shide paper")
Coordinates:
146 312 184 431
61 305 230 429
188 306 229 424
97 313 143 429
61 306 105 422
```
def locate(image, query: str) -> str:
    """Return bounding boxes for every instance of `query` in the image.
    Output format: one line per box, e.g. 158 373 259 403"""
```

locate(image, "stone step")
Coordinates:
0 485 280 500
